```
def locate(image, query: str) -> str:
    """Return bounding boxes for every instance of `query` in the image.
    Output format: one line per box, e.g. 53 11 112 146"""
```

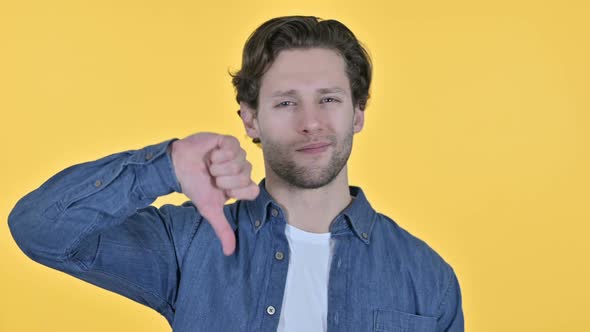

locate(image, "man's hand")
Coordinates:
170 133 260 256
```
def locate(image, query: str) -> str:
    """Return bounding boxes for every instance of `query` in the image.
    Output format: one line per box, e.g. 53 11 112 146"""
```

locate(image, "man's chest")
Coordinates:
169 227 438 332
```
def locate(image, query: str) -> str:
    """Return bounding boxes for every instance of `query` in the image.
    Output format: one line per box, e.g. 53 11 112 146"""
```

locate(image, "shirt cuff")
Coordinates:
132 138 183 198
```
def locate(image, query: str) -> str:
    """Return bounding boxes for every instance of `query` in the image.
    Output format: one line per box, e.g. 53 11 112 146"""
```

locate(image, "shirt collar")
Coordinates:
245 178 377 244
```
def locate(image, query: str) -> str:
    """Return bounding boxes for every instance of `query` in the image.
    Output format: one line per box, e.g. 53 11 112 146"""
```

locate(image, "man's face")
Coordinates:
242 48 364 189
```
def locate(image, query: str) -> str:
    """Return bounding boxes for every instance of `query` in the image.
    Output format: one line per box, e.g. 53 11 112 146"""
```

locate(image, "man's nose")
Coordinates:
297 103 324 134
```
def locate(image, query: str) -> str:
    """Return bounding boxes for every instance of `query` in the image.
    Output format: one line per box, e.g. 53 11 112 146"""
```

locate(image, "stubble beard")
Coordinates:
263 129 354 189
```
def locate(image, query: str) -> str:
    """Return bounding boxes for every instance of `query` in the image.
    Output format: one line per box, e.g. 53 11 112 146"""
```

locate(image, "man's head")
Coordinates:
229 16 372 189
231 15 372 123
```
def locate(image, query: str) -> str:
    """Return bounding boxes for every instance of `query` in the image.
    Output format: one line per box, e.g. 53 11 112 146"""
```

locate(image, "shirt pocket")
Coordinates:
373 308 437 332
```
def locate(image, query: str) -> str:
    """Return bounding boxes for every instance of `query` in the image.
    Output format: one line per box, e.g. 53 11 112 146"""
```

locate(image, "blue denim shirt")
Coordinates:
8 138 464 332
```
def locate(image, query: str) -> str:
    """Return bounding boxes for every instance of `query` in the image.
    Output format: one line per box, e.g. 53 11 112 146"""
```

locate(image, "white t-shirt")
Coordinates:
277 223 335 332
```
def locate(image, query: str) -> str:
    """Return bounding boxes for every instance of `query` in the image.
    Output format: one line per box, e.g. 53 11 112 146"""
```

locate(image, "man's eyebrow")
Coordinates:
270 87 347 97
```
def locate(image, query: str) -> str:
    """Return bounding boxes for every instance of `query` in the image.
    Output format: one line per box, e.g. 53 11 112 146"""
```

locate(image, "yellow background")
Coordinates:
1 0 588 331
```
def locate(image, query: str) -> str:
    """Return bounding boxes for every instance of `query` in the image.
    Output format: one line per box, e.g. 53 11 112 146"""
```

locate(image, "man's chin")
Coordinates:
286 167 341 189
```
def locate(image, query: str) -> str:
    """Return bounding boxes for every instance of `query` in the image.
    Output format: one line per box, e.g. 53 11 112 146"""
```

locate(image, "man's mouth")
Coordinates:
296 142 332 153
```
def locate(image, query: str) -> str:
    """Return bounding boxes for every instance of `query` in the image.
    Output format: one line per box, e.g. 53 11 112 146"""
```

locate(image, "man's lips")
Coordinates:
296 142 332 151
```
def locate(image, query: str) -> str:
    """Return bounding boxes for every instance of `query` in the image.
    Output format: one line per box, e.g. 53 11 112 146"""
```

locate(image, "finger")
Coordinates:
209 159 251 177
218 134 240 150
225 182 260 201
210 136 242 164
215 174 252 190
201 207 236 256
210 146 245 164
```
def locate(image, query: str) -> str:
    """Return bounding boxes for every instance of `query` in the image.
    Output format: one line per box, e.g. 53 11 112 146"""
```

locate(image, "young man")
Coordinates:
8 16 464 331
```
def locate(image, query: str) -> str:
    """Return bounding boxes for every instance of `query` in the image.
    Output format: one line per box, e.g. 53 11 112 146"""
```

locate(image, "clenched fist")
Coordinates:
169 133 260 256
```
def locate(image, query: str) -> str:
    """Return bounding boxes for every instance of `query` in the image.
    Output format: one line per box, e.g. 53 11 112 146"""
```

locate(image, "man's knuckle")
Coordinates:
209 164 219 174
225 149 235 160
241 176 250 186
215 176 224 187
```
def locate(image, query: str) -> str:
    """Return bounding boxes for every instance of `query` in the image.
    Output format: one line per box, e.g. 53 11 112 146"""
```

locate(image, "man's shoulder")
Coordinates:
371 212 455 276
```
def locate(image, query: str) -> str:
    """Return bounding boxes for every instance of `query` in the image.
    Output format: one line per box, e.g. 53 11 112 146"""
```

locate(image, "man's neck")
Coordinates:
264 167 352 233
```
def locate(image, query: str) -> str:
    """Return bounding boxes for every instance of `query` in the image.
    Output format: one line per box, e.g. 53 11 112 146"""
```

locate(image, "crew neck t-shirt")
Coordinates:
277 223 334 332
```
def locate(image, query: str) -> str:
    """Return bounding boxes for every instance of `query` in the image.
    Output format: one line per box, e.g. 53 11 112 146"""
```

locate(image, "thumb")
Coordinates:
201 207 236 256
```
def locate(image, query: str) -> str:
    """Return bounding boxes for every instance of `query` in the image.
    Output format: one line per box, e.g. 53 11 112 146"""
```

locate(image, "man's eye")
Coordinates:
322 97 339 103
276 101 294 108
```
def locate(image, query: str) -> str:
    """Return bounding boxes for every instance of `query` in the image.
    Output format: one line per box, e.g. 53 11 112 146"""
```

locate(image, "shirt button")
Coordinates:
266 305 276 315
271 209 278 217
94 180 102 187
255 220 261 227
275 251 284 260
361 232 368 239
145 152 154 160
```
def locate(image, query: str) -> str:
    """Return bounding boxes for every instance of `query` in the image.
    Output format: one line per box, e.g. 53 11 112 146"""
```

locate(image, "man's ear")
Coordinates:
353 105 365 134
239 101 260 141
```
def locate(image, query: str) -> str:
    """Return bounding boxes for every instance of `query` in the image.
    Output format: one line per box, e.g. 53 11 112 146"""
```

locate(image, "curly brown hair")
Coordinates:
229 15 373 143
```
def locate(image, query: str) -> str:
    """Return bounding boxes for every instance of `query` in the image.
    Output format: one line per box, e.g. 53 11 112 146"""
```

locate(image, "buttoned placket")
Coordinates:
258 205 291 332
326 216 353 332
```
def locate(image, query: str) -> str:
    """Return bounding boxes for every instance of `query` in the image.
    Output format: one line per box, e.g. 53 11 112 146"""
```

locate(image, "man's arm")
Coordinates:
7 138 195 323
8 133 258 324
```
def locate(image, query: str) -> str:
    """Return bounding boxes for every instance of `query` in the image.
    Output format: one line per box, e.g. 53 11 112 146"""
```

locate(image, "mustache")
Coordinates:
297 136 337 145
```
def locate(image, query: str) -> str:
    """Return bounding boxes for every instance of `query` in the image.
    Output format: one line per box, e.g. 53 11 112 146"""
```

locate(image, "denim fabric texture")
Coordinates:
8 138 464 332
